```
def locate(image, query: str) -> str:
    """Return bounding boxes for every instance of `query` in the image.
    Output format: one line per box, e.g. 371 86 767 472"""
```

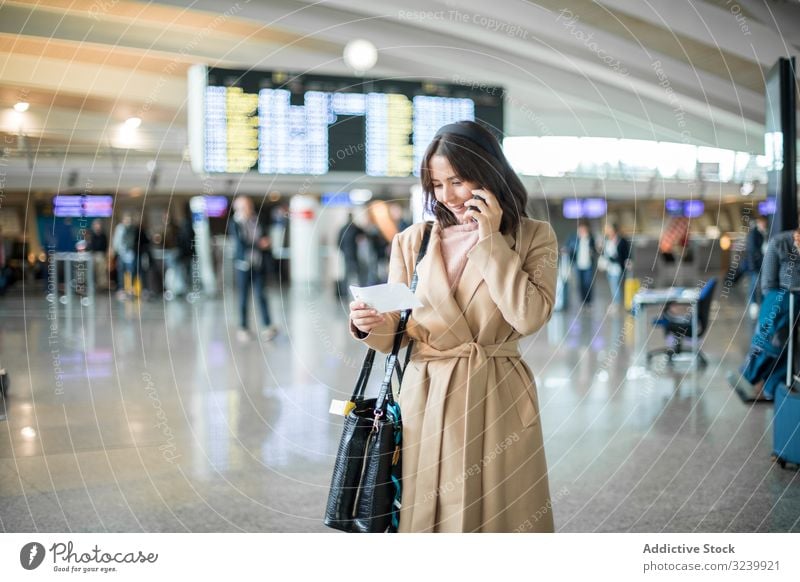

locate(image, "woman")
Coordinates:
348 121 558 532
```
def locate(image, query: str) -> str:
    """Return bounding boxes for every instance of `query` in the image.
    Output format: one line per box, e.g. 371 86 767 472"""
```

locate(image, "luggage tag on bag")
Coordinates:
329 399 356 416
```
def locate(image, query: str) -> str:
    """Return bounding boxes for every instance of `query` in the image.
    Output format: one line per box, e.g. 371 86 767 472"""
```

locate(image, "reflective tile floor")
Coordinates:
0 280 798 532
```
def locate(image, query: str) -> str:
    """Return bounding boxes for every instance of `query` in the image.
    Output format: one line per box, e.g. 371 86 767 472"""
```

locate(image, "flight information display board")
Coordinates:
189 67 504 176
53 195 114 218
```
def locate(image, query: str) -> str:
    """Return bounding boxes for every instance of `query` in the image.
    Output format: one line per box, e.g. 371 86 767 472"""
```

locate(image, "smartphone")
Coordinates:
469 190 486 223
471 190 485 213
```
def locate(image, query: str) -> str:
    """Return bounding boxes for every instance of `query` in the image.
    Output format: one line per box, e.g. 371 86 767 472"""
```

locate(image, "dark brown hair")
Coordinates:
419 121 528 235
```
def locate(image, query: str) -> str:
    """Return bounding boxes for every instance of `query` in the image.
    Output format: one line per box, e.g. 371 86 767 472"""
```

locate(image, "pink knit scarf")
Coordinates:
439 221 480 289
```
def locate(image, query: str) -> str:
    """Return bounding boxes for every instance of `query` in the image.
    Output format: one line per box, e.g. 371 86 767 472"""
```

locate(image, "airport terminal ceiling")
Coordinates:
1 0 799 179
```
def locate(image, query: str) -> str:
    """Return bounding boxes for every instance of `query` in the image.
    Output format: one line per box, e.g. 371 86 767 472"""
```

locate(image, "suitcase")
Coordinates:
0 368 6 421
553 254 570 312
773 383 800 468
554 276 568 312
624 277 641 312
163 256 188 300
773 291 800 468
146 261 163 295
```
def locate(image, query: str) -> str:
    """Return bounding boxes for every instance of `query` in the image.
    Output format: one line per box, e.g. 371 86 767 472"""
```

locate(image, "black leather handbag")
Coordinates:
324 222 432 533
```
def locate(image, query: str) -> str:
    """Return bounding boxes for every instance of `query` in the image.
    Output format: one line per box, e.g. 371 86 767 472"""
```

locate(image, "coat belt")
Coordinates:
407 339 521 532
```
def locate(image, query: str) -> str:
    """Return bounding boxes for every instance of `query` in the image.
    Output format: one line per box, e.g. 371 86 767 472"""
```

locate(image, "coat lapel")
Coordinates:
417 223 473 345
454 227 518 312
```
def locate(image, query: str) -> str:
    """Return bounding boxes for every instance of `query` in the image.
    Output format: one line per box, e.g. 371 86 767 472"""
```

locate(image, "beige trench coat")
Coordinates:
349 218 558 532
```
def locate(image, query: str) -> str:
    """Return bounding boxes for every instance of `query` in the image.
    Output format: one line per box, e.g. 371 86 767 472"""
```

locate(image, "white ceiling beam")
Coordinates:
0 2 329 71
734 0 800 47
217 0 764 146
1 53 187 108
599 0 795 63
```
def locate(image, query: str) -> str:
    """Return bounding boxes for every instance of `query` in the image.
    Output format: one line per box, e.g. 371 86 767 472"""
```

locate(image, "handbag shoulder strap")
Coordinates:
394 222 433 384
350 221 433 403
375 221 432 409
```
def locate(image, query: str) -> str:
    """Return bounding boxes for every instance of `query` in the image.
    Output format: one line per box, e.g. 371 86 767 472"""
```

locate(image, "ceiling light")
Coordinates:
343 39 377 73
124 117 141 129
13 102 29 112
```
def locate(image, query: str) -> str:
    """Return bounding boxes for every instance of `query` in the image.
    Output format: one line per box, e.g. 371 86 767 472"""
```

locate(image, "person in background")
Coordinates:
338 212 366 288
173 206 195 298
153 210 179 298
112 213 132 299
113 213 151 300
566 219 598 307
728 225 800 402
230 196 278 343
389 202 411 232
160 210 178 250
744 215 769 319
129 215 152 299
88 220 109 291
269 205 289 282
601 223 630 311
0 226 7 296
363 218 389 286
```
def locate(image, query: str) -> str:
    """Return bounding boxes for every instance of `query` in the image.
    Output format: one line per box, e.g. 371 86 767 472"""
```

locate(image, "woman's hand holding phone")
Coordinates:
465 188 502 240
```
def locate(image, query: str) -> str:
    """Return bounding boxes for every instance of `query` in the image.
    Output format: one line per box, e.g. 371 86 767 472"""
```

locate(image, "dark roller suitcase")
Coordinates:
774 291 800 468
0 368 7 421
773 383 800 468
0 368 8 398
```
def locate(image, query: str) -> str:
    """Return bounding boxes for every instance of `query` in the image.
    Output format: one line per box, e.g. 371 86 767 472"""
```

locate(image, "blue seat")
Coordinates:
646 278 717 366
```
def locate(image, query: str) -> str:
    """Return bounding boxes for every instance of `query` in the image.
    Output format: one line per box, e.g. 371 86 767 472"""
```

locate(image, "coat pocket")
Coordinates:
498 359 540 429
